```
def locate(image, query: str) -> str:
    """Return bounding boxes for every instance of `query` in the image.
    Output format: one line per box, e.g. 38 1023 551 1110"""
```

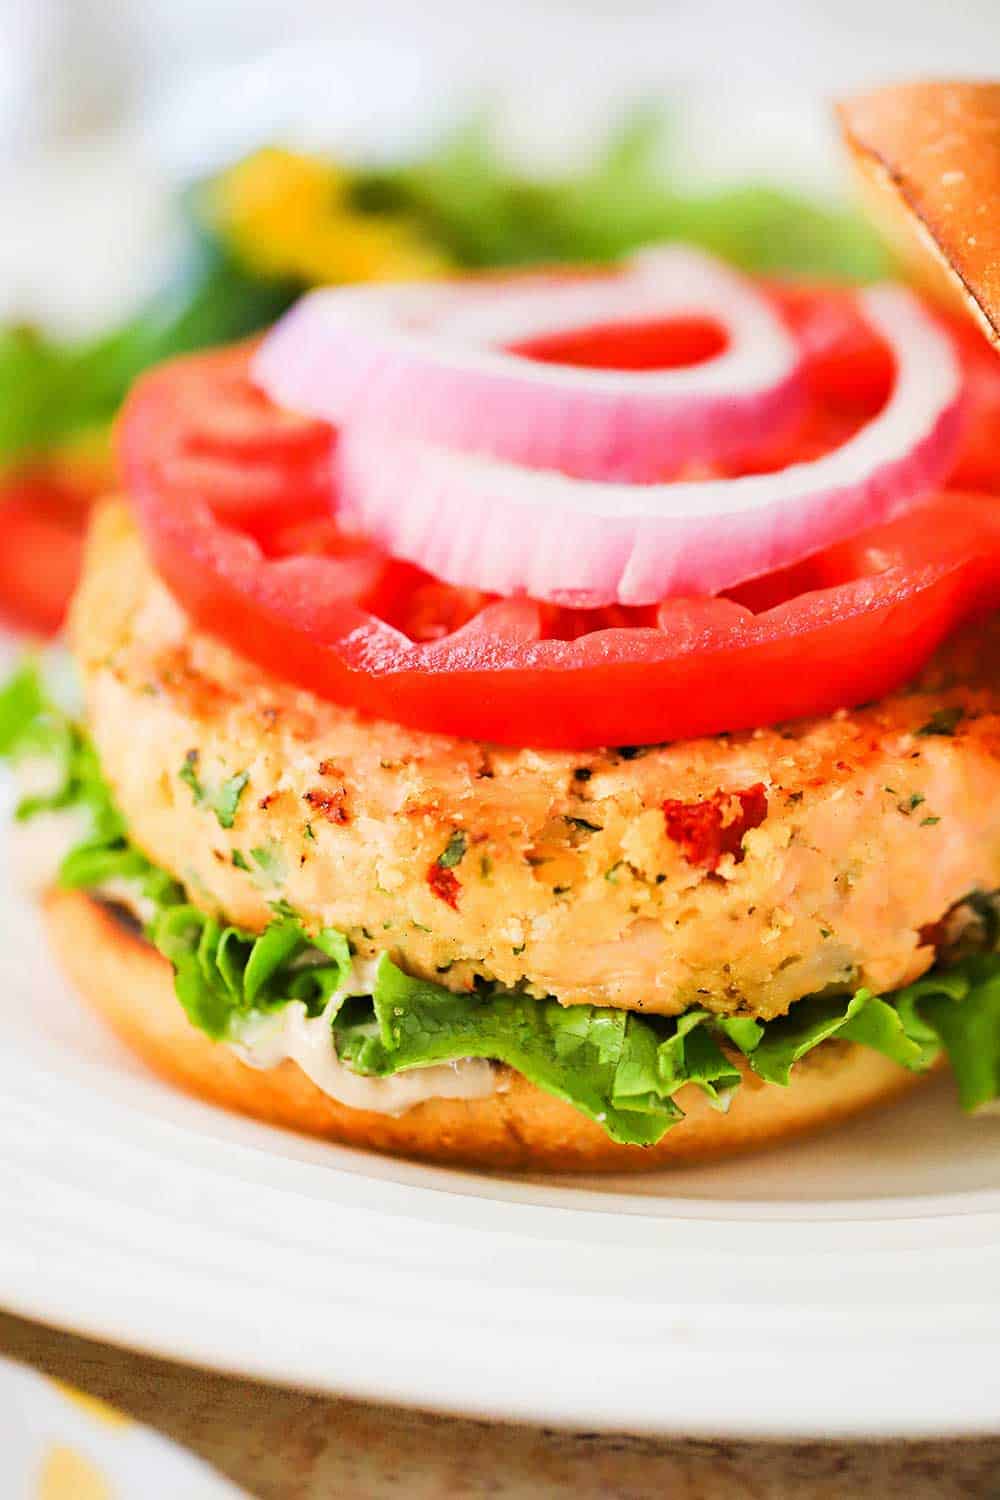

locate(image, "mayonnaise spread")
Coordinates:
228 953 495 1115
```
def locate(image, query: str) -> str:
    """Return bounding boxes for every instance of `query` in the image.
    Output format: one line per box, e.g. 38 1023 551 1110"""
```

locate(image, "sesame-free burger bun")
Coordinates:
838 79 1000 344
43 887 932 1173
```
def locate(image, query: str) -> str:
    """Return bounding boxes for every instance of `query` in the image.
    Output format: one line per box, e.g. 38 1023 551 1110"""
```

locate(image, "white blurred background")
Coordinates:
0 0 997 333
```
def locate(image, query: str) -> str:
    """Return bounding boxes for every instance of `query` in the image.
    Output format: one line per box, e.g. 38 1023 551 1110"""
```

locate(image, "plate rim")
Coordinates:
3 766 1000 1438
4 1058 1000 1439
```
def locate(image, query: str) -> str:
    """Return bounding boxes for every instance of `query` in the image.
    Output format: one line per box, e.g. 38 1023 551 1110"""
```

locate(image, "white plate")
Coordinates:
2 771 1000 1440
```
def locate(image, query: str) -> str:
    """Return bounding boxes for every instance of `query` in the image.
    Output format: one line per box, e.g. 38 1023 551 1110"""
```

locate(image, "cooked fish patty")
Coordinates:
71 502 1000 1020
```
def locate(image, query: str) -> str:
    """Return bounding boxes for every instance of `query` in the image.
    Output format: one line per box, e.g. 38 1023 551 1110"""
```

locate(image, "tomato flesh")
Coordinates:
118 285 1000 748
512 315 728 371
0 467 96 635
124 345 335 549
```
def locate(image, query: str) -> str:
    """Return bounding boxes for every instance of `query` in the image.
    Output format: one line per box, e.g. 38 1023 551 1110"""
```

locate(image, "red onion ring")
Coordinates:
334 285 964 606
253 246 804 482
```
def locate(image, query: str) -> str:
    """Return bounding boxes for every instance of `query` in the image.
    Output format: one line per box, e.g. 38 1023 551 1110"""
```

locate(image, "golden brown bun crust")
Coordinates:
838 80 1000 344
42 889 931 1174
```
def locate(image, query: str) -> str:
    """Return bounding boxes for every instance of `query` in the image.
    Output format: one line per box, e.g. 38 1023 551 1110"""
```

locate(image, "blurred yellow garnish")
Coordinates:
206 147 446 284
38 1445 113 1500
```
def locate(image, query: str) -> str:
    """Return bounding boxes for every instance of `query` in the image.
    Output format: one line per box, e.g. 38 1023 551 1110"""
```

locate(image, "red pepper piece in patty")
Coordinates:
663 784 768 871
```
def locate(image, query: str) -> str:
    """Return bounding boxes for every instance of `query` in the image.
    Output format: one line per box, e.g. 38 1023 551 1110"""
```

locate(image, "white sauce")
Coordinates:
229 951 495 1116
231 1002 494 1115
11 796 494 1116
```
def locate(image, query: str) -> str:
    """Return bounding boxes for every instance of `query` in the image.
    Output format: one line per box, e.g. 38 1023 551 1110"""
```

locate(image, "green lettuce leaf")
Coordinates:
901 960 1000 1112
0 661 46 755
336 957 682 1145
655 1007 742 1105
4 665 1000 1143
151 902 351 1039
732 987 941 1086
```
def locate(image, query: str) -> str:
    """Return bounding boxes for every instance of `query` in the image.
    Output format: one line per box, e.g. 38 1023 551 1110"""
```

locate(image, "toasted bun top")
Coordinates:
838 80 1000 345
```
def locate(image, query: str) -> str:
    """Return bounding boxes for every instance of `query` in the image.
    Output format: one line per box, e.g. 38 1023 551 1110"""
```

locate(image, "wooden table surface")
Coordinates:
2 1309 998 1498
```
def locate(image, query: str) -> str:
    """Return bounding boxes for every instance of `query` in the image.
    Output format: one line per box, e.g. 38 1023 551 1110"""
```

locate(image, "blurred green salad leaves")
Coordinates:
0 237 293 466
362 110 889 276
0 108 889 469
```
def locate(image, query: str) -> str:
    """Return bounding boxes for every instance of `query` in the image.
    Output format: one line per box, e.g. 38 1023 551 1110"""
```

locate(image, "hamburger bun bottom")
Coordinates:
43 888 932 1173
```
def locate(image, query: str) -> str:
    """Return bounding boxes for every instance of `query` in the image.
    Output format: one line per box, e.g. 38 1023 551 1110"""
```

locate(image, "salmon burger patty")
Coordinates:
68 502 1000 1025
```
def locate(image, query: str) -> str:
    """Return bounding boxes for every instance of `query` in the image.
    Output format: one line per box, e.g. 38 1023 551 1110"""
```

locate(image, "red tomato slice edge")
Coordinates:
0 474 90 637
118 291 1000 749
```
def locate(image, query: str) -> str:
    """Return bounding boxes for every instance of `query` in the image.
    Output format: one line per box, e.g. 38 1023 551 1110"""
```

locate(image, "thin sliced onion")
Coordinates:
253 246 803 481
335 286 965 606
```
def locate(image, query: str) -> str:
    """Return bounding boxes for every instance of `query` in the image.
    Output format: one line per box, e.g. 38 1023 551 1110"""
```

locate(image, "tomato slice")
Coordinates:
122 344 335 549
0 467 94 635
119 290 1000 750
